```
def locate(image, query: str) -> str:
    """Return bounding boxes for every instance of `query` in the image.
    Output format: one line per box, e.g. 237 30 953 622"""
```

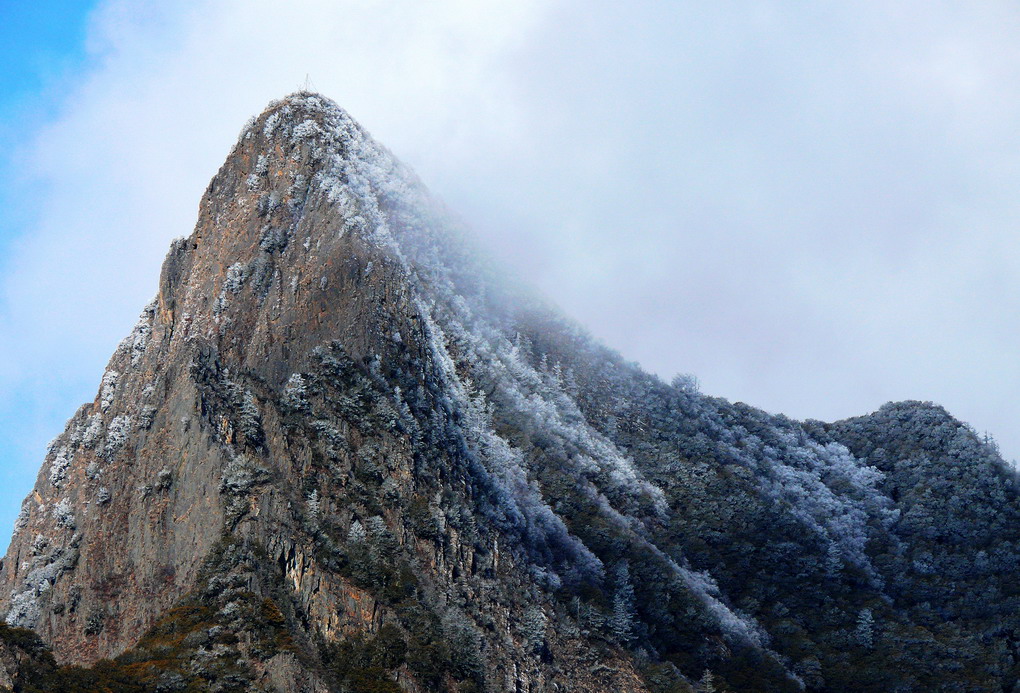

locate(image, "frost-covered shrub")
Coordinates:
49 447 73 488
442 611 484 682
256 192 281 218
306 489 320 520
291 119 322 141
31 534 49 556
610 561 636 644
13 504 30 533
96 487 112 506
123 300 156 365
259 226 289 253
104 415 133 458
84 610 105 635
52 499 75 530
263 112 282 138
288 173 307 206
81 414 104 449
219 454 270 496
248 256 273 295
85 462 102 480
6 590 41 628
365 515 388 538
855 608 874 649
100 371 119 411
310 419 345 460
380 477 400 503
157 468 173 492
671 373 700 394
521 606 548 653
224 262 248 294
282 373 309 413
218 601 242 621
214 263 250 317
139 405 157 430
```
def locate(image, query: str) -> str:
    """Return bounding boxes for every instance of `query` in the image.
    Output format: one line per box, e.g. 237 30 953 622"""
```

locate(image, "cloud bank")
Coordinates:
3 0 1020 540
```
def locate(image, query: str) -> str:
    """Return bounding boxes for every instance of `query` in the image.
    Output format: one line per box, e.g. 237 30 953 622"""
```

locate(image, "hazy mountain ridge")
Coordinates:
0 93 1015 692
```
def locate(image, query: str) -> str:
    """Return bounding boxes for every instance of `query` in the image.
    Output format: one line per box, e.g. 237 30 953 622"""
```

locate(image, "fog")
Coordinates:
2 0 1019 542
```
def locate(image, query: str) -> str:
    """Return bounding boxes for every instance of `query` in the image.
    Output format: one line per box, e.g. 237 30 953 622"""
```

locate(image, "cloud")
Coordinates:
0 0 555 538
3 0 1020 541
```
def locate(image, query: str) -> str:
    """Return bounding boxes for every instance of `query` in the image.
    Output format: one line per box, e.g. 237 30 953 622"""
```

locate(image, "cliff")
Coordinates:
1 93 1017 693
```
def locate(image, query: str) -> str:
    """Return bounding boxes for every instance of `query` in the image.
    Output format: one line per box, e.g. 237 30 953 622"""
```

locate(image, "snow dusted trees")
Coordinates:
855 608 874 649
610 561 636 644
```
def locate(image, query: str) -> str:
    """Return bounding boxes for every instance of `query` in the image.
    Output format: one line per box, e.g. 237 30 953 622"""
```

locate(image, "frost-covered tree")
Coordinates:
282 373 310 413
347 520 367 544
671 373 700 394
238 391 262 445
521 606 547 653
696 670 717 693
306 489 320 520
610 560 636 644
855 607 874 649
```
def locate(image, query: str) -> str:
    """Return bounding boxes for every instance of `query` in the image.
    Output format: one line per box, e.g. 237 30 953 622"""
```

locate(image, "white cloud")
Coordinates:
0 0 550 406
3 0 1020 546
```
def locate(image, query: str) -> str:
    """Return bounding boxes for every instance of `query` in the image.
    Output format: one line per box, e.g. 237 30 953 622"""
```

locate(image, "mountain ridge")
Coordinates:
0 92 1016 692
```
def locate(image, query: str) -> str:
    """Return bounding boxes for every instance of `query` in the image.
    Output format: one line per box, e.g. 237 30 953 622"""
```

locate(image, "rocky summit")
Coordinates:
0 93 1018 693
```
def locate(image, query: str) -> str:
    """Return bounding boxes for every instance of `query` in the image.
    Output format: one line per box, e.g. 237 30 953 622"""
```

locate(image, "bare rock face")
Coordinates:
0 94 667 692
1 93 1018 693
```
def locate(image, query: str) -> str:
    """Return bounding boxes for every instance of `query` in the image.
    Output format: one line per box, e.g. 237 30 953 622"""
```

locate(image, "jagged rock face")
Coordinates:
0 93 422 662
1 93 1018 693
0 94 657 691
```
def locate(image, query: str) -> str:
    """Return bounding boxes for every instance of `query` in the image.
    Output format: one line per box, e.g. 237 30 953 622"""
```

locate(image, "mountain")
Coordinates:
1 92 1017 693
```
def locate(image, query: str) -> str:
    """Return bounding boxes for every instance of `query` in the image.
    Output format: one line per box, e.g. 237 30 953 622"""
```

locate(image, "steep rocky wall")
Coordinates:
0 94 658 691
6 92 1013 692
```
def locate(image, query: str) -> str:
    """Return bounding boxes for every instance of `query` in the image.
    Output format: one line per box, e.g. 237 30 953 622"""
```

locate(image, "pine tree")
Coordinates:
610 561 636 644
855 607 874 649
697 669 717 693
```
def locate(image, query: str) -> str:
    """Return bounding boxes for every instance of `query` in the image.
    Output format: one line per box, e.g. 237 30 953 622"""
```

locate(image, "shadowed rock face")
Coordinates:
1 93 1017 693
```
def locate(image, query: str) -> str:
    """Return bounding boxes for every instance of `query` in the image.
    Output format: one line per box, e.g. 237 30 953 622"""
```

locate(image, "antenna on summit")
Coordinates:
301 73 316 93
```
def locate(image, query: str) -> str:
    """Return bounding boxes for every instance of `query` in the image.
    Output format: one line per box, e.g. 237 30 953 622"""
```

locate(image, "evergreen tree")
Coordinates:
610 561 636 644
855 607 875 649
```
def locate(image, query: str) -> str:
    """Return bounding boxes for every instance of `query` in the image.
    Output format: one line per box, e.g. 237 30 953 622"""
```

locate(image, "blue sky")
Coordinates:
0 1 95 246
0 0 100 546
0 2 94 116
2 1 1020 550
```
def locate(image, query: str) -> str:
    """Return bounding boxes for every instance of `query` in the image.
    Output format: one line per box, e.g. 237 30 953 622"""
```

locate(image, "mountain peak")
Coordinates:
242 91 361 148
2 93 1019 693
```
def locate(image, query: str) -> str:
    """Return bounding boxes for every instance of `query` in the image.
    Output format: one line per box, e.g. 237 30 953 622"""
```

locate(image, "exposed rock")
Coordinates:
1 92 1017 692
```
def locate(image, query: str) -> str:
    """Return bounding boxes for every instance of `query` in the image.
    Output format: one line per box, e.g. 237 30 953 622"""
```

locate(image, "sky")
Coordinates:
2 1 1020 545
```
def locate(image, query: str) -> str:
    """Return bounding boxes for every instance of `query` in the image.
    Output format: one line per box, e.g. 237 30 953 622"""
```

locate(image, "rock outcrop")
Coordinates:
1 93 1017 692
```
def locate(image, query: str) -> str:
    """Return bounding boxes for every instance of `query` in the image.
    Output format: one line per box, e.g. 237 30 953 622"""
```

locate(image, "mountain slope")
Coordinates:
1 93 1016 693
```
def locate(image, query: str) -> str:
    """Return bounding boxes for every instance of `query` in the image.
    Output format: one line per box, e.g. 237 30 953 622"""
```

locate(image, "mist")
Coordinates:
2 0 1020 545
